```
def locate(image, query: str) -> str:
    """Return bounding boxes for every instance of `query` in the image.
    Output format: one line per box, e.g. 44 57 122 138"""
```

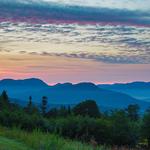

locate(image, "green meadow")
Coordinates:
0 126 108 150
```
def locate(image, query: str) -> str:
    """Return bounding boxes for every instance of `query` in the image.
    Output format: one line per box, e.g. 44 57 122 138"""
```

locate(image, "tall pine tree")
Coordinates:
41 96 48 116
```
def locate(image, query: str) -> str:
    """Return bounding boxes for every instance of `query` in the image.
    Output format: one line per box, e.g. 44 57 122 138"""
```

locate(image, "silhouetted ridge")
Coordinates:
53 82 98 90
0 78 150 111
74 82 99 90
98 81 150 101
99 81 150 89
54 83 73 88
0 78 48 87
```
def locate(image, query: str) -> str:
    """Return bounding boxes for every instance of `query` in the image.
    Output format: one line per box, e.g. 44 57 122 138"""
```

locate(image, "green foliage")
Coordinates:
46 106 72 118
24 96 39 115
73 100 100 117
110 110 140 146
142 109 150 147
0 136 33 150
0 108 50 132
1 91 9 103
47 116 112 145
41 96 48 116
126 104 140 121
0 126 109 150
0 91 10 110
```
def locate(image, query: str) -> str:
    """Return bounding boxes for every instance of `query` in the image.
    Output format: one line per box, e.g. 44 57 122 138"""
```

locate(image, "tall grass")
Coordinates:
0 126 109 150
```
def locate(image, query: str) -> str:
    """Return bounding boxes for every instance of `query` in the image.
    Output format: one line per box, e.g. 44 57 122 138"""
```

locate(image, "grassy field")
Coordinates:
0 136 33 150
0 126 109 150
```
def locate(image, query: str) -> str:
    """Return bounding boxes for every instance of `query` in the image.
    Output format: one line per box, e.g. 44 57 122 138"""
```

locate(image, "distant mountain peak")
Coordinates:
53 82 98 90
0 78 48 87
98 81 150 89
98 81 150 101
74 82 98 90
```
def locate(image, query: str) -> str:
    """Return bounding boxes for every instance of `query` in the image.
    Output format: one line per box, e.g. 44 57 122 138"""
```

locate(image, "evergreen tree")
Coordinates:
25 96 39 115
25 96 33 114
68 105 71 115
41 96 48 116
0 91 10 109
28 96 32 106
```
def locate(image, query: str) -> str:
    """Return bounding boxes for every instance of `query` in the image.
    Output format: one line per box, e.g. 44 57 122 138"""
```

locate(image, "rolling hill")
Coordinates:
0 78 150 111
98 82 150 102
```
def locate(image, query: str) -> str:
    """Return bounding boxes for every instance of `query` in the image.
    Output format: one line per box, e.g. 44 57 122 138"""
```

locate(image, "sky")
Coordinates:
0 0 150 84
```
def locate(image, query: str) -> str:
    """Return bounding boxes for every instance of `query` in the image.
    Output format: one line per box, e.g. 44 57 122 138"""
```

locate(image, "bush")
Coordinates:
141 110 150 147
48 116 112 145
0 126 110 150
110 110 139 147
73 100 100 118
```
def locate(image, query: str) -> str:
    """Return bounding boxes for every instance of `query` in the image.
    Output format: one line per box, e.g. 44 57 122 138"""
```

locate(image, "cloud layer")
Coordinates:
0 0 150 26
1 0 150 11
0 22 150 64
0 0 149 64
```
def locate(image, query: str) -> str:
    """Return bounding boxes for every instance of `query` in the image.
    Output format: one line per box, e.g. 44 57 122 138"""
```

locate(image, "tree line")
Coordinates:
0 90 150 149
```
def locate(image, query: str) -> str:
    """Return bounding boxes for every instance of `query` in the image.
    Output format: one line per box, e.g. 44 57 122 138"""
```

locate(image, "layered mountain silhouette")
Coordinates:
0 78 150 111
98 82 150 102
0 78 48 89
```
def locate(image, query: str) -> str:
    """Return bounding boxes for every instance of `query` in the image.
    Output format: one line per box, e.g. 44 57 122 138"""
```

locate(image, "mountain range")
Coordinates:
98 82 150 102
0 78 150 112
